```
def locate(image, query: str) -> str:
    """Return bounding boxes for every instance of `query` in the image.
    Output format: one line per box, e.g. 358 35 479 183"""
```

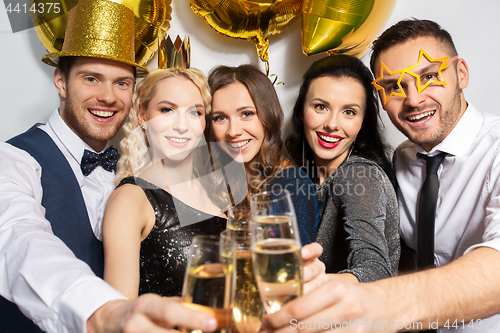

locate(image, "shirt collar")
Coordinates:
414 103 482 157
47 109 105 164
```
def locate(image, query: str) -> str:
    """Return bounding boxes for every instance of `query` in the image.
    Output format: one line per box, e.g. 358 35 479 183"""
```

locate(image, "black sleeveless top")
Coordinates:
117 176 227 297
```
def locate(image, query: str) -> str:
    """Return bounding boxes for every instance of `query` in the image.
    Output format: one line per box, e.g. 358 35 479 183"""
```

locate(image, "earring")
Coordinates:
346 137 356 161
142 124 146 130
302 138 306 167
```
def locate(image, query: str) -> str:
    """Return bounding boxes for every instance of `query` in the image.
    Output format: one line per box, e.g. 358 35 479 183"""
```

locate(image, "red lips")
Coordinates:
316 132 342 149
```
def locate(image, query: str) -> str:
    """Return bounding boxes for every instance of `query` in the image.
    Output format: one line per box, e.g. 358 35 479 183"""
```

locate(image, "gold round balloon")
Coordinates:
30 0 172 66
189 0 302 62
301 0 397 57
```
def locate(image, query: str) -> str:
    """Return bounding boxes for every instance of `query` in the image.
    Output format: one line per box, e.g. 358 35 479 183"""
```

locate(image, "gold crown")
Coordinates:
158 35 191 69
42 0 148 75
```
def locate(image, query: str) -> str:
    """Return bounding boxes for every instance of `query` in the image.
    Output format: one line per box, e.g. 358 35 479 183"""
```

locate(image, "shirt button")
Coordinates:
97 171 103 177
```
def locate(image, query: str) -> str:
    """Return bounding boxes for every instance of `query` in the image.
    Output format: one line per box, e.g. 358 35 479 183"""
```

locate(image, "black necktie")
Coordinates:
417 152 447 270
80 146 119 176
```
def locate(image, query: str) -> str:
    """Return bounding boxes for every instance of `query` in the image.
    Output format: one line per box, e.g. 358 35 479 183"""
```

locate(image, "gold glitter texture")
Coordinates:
42 0 148 75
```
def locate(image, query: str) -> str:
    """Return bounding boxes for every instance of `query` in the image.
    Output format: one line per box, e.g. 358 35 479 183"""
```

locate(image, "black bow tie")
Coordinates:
80 146 119 176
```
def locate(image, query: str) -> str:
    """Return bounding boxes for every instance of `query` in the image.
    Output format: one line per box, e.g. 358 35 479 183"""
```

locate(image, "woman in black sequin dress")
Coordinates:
285 55 400 282
102 68 227 299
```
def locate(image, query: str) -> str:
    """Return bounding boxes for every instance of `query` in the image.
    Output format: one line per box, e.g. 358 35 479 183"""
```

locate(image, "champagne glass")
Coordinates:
182 235 236 333
226 204 252 231
222 207 265 333
249 189 303 314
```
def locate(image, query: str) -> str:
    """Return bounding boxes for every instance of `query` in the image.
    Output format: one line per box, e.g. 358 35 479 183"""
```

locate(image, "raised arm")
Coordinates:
87 295 218 333
102 183 155 300
337 162 400 281
0 142 126 332
262 246 500 333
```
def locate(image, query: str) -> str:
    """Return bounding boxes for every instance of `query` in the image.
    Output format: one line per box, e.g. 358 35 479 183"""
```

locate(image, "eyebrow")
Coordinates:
311 98 330 106
311 98 361 109
75 70 135 82
376 61 443 85
409 62 442 75
158 101 205 110
212 105 256 113
237 106 256 112
157 100 177 108
377 77 400 86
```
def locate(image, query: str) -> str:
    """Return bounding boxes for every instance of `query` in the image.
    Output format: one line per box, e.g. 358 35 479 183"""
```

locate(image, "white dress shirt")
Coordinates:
40 109 115 241
0 110 126 332
394 104 500 332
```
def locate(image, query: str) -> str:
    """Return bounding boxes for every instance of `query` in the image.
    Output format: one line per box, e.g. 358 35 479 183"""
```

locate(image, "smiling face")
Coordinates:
373 36 469 151
303 76 365 173
211 82 265 165
54 57 135 152
138 76 206 163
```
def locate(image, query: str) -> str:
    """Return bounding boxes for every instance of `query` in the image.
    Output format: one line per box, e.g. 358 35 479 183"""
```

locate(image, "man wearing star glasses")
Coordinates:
262 18 500 333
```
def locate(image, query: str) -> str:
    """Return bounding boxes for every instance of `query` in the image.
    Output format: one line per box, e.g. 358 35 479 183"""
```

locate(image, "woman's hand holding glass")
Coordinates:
249 189 304 314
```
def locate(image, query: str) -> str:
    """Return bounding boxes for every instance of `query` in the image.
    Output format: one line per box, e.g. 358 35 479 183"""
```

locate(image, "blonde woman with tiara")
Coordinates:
101 68 227 299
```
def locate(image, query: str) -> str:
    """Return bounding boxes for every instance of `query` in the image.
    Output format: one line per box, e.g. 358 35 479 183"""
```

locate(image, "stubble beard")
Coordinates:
63 96 126 149
401 85 462 148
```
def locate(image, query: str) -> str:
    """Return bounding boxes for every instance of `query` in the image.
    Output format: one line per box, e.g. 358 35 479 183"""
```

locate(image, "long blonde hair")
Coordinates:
116 68 212 183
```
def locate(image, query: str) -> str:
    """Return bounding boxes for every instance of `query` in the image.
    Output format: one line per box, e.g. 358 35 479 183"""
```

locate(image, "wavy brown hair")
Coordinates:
206 64 292 198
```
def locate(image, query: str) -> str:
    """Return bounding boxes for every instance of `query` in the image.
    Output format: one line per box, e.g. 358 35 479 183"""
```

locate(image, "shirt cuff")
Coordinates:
37 277 127 333
464 240 500 256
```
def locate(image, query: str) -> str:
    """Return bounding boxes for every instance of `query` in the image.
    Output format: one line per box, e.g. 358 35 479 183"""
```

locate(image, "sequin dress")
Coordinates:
315 156 400 282
117 177 227 297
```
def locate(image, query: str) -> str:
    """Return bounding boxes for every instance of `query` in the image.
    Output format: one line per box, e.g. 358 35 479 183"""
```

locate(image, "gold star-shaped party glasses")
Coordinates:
371 49 459 104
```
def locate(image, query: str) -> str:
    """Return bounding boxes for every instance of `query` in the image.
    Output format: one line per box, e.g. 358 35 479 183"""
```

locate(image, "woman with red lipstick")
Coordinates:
285 55 400 282
207 64 322 245
101 68 227 299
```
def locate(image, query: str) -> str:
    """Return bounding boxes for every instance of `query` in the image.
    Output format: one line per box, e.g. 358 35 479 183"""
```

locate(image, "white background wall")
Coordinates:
1 0 499 148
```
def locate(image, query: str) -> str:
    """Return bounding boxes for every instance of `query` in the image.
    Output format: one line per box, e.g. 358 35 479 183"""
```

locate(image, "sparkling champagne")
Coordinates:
252 238 303 313
232 250 265 333
183 263 234 333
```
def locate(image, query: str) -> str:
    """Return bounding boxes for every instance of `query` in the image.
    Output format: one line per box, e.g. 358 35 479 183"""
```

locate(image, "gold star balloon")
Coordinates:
302 0 397 57
189 0 302 62
30 0 172 66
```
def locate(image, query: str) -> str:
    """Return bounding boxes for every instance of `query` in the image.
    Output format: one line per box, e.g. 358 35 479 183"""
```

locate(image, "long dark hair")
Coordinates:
207 64 292 197
285 54 394 183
